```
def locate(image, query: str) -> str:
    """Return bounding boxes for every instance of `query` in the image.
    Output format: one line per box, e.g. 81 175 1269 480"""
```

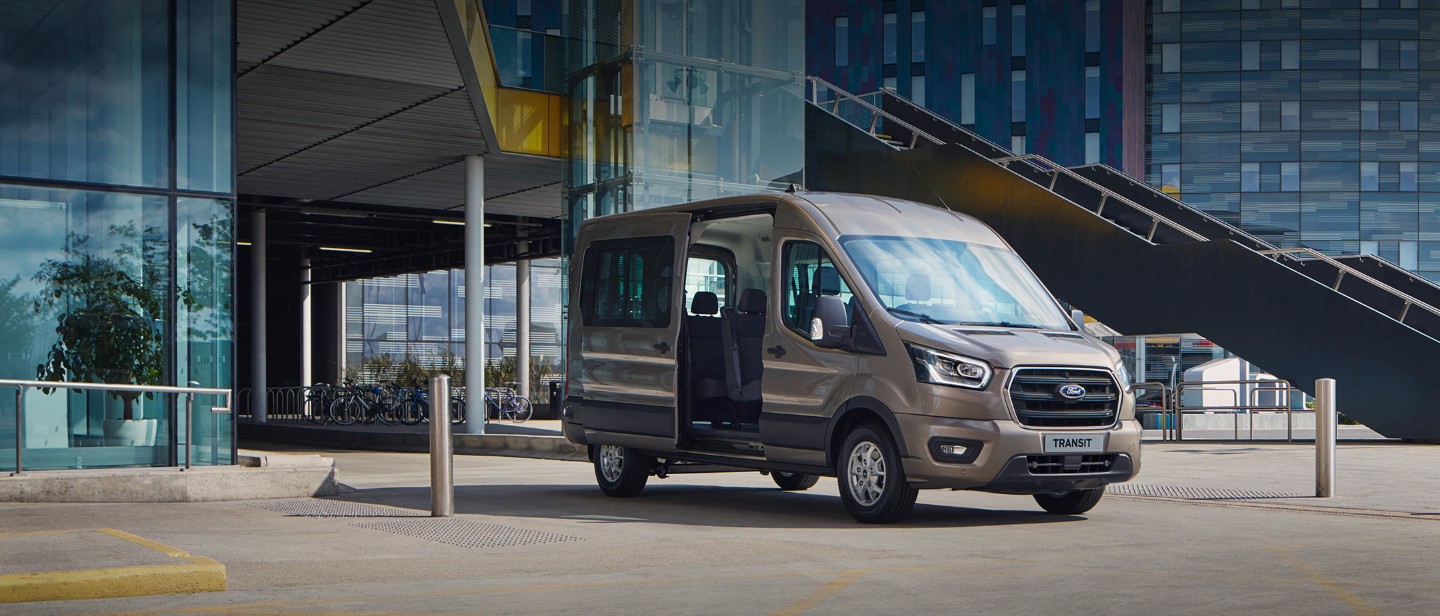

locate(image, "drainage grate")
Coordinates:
247 498 425 518
352 518 583 549
1109 484 1305 501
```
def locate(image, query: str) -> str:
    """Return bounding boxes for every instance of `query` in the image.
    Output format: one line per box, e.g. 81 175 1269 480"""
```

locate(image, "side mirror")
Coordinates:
1071 308 1086 329
810 295 851 349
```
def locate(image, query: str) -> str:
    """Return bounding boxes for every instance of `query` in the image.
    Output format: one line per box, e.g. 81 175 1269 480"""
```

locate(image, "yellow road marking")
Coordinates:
99 528 193 558
1268 546 1382 616
770 569 867 616
0 529 225 604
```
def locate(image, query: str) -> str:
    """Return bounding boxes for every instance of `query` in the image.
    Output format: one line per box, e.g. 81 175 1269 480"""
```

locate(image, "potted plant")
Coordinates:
32 225 176 446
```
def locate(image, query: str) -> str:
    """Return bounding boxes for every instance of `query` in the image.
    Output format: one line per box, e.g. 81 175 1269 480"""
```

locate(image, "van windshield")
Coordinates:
840 235 1072 330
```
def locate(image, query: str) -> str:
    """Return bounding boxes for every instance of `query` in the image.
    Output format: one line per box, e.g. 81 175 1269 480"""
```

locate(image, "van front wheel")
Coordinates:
837 424 918 524
594 444 651 497
772 472 819 491
1033 486 1105 515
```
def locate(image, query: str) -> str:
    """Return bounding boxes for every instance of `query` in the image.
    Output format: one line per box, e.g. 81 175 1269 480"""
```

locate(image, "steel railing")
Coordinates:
1169 379 1308 442
805 75 943 150
2 380 232 475
1258 247 1440 327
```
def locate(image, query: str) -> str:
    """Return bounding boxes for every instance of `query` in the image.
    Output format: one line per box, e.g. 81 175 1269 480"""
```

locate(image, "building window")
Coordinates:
835 17 848 67
1085 132 1100 165
911 75 926 108
1242 102 1260 132
883 76 897 92
1162 164 1181 189
1361 101 1379 131
1086 67 1100 120
1282 40 1299 70
1362 0 1377 8
1012 5 1026 57
1401 241 1418 269
1162 44 1180 73
961 73 975 125
1400 41 1418 70
1242 163 1260 192
1281 162 1299 191
1243 41 1259 71
1401 0 1417 7
1361 162 1379 191
883 12 897 65
1011 70 1026 122
1012 135 1027 155
911 12 926 63
1282 101 1300 131
1401 102 1418 131
1162 104 1180 133
1162 0 1181 12
1361 40 1378 69
983 7 996 45
1085 0 1100 54
1282 0 1299 7
1244 0 1259 8
1401 162 1418 191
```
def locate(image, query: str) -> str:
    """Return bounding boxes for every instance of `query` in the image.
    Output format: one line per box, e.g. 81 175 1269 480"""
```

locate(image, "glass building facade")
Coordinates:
806 0 1146 174
344 260 567 381
0 0 236 470
1150 2 1440 283
563 0 806 247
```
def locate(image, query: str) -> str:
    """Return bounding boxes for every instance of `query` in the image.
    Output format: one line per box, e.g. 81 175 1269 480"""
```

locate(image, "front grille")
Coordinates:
1008 367 1119 427
1026 454 1118 475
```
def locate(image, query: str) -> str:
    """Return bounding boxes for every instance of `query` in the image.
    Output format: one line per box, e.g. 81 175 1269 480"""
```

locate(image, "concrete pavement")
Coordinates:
0 441 1436 614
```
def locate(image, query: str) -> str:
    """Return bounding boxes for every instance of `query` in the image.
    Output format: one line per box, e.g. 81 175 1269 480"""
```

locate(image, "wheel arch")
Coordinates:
825 396 908 467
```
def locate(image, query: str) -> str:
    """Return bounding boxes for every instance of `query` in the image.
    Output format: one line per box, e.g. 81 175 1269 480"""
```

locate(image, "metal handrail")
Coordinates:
862 86 1017 156
3 380 232 475
805 75 943 149
996 154 1210 244
1173 379 1308 442
1258 247 1440 325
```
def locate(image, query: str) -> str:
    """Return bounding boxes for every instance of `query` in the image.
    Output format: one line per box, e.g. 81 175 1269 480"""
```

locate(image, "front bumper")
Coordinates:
895 414 1142 490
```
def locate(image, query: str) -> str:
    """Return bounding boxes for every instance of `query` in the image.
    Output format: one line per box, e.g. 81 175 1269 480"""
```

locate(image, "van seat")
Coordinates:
687 292 727 421
724 288 766 425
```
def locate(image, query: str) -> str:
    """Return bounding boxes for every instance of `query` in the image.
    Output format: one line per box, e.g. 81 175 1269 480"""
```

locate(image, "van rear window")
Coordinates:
581 236 676 328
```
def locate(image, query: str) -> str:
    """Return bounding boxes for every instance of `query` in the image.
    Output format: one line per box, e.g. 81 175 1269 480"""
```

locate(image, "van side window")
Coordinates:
684 255 730 313
781 241 853 338
581 236 675 328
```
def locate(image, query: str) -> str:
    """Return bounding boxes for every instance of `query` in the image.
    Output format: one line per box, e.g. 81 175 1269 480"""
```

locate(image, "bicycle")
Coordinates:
485 385 532 423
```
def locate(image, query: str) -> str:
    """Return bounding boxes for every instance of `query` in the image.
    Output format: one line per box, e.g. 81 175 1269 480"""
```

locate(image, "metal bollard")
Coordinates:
1315 378 1336 498
430 375 454 517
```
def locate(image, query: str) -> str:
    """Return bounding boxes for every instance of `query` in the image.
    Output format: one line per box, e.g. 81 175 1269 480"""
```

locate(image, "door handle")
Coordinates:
653 341 671 354
767 345 786 358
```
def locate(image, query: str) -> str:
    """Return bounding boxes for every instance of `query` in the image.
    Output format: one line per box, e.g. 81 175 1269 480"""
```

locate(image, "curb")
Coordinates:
239 422 587 461
0 529 226 603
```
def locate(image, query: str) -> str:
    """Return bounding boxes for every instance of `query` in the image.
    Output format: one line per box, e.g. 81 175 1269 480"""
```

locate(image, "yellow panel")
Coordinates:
496 88 564 158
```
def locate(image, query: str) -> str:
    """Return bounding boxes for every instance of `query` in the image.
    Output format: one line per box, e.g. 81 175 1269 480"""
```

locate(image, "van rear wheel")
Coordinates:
1033 486 1106 515
837 423 918 524
594 444 651 497
772 472 819 491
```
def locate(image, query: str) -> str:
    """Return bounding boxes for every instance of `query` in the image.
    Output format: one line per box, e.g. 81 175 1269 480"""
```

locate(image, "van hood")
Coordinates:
893 320 1122 370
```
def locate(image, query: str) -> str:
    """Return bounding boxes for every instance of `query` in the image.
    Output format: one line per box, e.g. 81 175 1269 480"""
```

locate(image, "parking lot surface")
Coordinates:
2 442 1437 615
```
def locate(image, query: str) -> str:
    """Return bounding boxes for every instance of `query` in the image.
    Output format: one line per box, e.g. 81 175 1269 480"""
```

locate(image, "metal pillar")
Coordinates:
251 208 268 423
1316 378 1336 498
336 282 347 383
300 256 312 388
430 374 454 516
516 241 531 399
464 155 486 433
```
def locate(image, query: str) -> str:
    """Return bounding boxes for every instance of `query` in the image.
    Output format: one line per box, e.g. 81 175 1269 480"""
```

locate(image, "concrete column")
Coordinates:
464 155 486 433
516 241 531 400
251 208 268 423
300 256 312 388
336 281 347 383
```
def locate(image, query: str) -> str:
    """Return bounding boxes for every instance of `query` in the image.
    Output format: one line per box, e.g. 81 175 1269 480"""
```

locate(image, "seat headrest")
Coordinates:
738 288 766 314
812 266 842 296
691 291 719 315
905 272 932 302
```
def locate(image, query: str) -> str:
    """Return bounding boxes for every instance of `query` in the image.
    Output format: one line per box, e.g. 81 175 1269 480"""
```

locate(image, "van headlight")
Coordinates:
1114 360 1132 392
906 343 992 390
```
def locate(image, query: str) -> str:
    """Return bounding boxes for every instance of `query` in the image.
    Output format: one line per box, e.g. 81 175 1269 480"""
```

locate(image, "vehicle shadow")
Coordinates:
325 483 1084 529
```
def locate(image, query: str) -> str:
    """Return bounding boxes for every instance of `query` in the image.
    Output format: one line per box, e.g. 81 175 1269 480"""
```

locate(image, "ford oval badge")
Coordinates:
1057 384 1087 400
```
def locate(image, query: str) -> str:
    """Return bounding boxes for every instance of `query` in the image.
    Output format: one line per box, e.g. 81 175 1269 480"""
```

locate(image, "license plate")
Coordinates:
1043 433 1107 453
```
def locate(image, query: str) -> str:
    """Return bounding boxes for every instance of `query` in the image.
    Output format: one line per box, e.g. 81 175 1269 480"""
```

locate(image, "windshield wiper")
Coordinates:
956 321 1046 329
886 307 942 324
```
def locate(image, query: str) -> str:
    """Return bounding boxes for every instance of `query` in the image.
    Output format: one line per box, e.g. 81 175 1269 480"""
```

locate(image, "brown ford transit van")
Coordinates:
562 192 1140 523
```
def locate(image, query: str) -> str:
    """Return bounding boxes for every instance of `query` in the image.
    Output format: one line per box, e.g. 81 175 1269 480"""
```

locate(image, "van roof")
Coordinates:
588 191 1010 248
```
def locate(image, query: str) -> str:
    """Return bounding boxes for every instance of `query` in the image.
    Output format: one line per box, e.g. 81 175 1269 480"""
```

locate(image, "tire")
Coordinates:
375 394 399 426
836 423 918 524
507 397 533 423
1033 486 1106 515
450 398 466 423
399 399 426 426
593 444 651 497
772 472 820 491
329 398 359 426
